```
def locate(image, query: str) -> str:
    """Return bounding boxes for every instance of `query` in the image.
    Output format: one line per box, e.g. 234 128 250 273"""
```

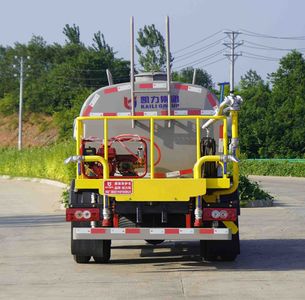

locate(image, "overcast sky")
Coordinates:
1 0 305 87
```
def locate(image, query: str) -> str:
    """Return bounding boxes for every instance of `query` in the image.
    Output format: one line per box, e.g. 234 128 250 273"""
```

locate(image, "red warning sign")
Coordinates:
104 180 133 195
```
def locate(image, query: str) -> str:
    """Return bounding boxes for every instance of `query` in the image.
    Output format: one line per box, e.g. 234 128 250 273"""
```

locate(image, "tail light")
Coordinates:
203 208 237 221
66 208 100 222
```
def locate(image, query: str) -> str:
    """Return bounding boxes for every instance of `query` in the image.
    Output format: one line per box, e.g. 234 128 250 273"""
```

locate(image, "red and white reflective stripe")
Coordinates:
103 84 131 95
134 111 158 116
83 94 100 116
104 83 205 94
88 111 159 117
155 169 193 178
139 82 167 89
74 227 231 241
88 110 215 117
160 109 215 116
174 84 202 94
219 124 224 153
207 92 219 109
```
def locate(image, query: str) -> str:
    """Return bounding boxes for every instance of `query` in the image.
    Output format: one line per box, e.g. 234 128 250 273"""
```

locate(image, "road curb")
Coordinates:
0 175 68 211
0 175 68 188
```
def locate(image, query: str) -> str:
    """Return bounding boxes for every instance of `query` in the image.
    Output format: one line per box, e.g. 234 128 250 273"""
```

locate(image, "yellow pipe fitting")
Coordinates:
83 155 110 179
194 155 221 179
150 118 155 179
103 119 108 160
214 110 239 197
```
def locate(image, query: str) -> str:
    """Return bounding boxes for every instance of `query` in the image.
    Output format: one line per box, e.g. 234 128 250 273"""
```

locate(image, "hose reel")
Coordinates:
200 137 217 178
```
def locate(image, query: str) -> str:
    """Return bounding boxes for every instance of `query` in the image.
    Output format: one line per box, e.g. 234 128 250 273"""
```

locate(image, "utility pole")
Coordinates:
223 31 243 93
14 56 30 150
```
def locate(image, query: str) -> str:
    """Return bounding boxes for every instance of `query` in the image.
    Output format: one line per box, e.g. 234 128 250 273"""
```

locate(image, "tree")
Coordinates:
0 24 130 120
92 31 113 54
267 50 305 157
238 52 305 158
172 67 213 88
239 71 271 158
136 24 170 72
240 69 263 90
63 24 81 45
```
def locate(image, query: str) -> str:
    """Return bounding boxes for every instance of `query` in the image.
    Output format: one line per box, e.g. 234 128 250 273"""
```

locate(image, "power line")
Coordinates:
196 57 227 69
243 55 279 62
242 51 280 61
173 30 223 54
243 40 305 51
174 48 226 69
174 38 223 61
240 28 305 40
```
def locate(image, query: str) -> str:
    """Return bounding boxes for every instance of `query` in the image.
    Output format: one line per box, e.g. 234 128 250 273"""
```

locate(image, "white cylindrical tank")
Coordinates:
79 73 221 174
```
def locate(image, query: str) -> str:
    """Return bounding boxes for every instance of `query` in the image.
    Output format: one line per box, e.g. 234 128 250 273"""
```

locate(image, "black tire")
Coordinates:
70 185 111 263
73 255 91 264
71 223 112 262
93 240 111 263
200 231 240 261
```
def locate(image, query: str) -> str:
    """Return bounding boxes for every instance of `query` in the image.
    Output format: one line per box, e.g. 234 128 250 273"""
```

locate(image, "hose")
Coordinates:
109 134 162 166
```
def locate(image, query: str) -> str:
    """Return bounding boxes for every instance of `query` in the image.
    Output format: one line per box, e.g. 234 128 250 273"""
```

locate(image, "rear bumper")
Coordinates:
73 227 231 241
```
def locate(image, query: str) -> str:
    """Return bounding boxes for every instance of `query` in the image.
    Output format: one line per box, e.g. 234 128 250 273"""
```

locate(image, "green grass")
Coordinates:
0 142 75 184
240 160 305 177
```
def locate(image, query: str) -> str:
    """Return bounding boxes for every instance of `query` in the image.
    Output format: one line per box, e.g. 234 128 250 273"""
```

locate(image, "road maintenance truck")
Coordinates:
65 17 242 263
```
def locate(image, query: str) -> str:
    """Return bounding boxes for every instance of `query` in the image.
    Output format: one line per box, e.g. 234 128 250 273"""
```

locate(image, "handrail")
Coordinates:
193 155 221 179
77 115 226 121
75 114 232 183
83 156 110 179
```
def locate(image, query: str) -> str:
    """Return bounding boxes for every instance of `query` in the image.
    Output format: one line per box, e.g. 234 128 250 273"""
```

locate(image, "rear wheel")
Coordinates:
73 255 91 264
93 240 111 263
200 189 241 261
200 231 240 261
70 181 111 263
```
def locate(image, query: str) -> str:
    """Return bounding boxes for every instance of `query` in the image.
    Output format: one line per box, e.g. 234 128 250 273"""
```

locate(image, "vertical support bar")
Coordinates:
231 110 239 189
106 69 113 85
76 118 83 179
223 117 228 156
103 118 108 161
150 118 155 179
130 16 135 128
231 111 239 157
165 16 171 127
196 118 201 161
192 68 197 85
76 119 83 155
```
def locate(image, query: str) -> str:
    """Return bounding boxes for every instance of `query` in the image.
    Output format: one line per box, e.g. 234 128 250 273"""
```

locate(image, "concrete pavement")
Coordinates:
0 176 305 299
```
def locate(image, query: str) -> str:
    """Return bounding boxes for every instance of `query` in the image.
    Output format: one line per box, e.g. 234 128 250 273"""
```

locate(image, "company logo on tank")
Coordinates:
123 95 180 110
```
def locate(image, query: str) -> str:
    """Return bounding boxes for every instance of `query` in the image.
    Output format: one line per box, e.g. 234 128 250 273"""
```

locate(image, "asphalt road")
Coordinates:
1 176 305 300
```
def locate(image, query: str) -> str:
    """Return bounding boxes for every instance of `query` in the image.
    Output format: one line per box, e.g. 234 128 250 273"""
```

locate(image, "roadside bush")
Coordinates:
241 160 305 177
238 175 273 207
0 142 75 183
